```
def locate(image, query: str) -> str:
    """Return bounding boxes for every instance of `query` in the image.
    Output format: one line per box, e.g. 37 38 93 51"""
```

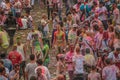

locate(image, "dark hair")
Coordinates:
91 65 96 70
0 67 4 73
86 48 90 54
0 60 4 64
105 58 111 65
30 76 37 80
30 54 35 60
36 59 43 65
0 52 6 58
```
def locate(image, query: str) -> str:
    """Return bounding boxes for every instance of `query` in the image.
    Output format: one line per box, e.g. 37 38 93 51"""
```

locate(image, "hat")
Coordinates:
73 24 78 28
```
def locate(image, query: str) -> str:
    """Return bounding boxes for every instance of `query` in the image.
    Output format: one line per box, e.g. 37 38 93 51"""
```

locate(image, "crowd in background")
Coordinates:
0 0 120 80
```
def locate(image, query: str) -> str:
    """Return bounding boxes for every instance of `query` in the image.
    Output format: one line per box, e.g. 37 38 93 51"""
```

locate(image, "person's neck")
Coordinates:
30 60 35 63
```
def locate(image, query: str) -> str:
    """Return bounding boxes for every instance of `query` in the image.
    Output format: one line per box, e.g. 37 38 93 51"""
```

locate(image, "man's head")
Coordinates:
105 58 112 65
12 44 17 51
86 48 90 54
115 48 120 54
57 74 65 80
69 44 74 52
99 2 104 7
36 59 43 66
14 64 20 71
0 51 6 59
30 54 35 61
75 46 80 54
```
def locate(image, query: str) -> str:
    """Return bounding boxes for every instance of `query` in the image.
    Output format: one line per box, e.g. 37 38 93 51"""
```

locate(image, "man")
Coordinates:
27 28 43 53
4 12 16 45
53 23 66 53
65 44 75 80
98 2 108 30
84 48 96 67
16 37 27 80
35 59 51 80
72 46 85 80
25 54 37 80
8 45 22 65
108 47 120 69
9 64 20 80
102 58 120 80
68 24 77 45
0 52 13 72
113 3 120 26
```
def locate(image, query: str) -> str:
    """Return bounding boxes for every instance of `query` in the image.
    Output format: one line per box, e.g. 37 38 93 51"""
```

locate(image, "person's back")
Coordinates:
102 58 119 80
25 54 37 80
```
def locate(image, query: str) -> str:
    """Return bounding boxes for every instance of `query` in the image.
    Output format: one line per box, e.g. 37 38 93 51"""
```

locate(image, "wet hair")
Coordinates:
91 65 96 70
36 59 43 65
30 54 35 60
0 67 4 73
30 76 37 80
0 60 4 64
0 52 6 58
93 24 99 31
105 58 111 65
86 48 90 54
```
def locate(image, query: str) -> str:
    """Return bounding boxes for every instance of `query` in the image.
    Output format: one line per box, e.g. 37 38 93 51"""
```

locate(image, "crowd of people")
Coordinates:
0 0 120 80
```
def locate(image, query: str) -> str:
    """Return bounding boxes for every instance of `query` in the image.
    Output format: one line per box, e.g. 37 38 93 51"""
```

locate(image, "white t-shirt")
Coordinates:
98 6 107 21
21 18 28 29
72 54 85 74
108 52 120 62
17 44 25 61
35 66 51 80
102 65 119 80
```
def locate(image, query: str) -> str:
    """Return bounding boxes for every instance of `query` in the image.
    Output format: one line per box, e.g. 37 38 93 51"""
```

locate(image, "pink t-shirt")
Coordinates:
102 65 119 80
65 51 74 71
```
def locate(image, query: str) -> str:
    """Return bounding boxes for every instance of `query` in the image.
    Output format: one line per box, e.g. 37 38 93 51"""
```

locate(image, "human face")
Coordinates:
57 24 61 31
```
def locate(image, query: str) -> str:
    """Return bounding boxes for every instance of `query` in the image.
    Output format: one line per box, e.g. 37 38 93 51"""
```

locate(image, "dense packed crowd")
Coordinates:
0 0 120 80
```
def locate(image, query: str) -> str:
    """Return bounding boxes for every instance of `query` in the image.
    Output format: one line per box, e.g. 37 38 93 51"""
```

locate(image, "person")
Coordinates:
113 3 120 26
88 65 101 80
0 66 8 80
9 64 20 80
0 26 9 49
35 59 51 80
84 48 96 68
4 12 17 45
56 54 65 76
68 24 77 44
8 45 22 65
72 46 85 80
26 12 33 28
47 0 53 20
0 60 9 79
20 15 28 29
102 58 120 80
108 47 120 69
40 14 50 37
65 44 74 80
0 52 13 72
25 54 38 80
53 23 66 54
97 2 108 30
27 28 43 54
42 39 50 67
32 33 43 59
36 67 47 80
0 11 6 25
